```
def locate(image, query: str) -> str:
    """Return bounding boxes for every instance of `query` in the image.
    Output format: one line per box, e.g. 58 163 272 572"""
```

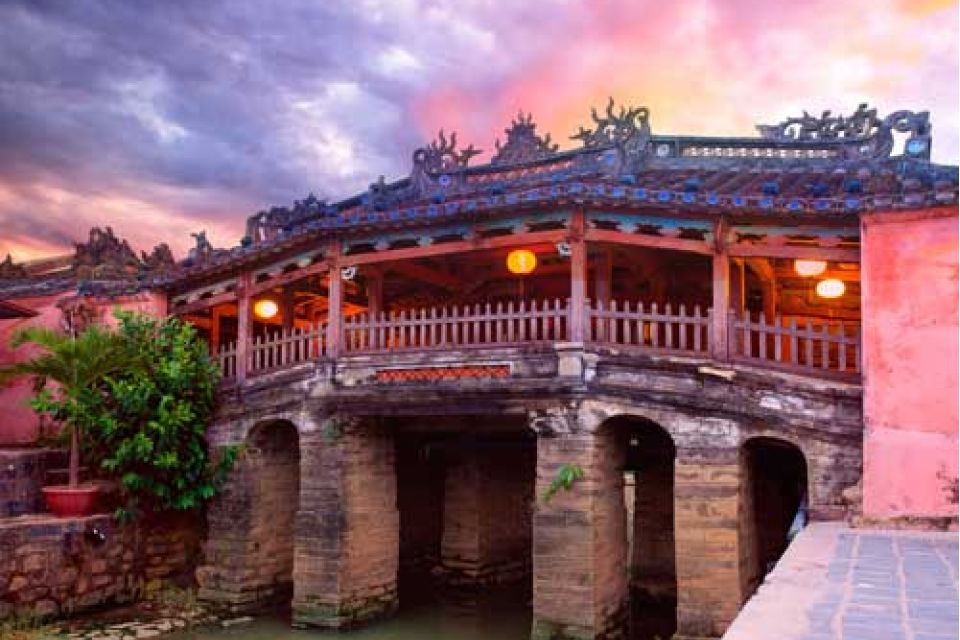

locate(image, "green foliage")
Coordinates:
541 463 585 503
94 311 236 520
1 310 235 519
0 324 136 485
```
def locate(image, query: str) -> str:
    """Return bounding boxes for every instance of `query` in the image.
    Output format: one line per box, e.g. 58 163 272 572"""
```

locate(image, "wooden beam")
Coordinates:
584 228 712 255
388 262 463 290
774 267 861 283
249 260 330 296
339 229 569 267
171 290 237 317
728 244 859 261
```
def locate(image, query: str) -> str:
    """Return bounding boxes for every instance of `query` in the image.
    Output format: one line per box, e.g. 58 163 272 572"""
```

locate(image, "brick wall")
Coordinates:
0 513 198 620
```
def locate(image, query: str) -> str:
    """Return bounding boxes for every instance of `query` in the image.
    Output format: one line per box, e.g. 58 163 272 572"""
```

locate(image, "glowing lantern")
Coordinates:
794 259 827 277
506 249 537 275
253 299 279 320
815 278 845 299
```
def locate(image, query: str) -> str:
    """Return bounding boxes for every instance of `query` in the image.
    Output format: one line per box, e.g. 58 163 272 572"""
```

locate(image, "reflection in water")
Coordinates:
167 585 673 640
168 588 531 640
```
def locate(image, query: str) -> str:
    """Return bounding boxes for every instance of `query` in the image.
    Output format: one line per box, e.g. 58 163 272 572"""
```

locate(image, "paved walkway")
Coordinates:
723 523 958 640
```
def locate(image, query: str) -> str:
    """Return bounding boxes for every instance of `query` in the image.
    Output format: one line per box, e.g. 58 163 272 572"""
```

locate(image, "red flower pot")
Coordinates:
42 485 100 518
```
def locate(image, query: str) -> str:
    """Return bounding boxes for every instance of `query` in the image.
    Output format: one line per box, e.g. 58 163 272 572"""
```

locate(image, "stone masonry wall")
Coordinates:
292 417 398 629
0 513 198 620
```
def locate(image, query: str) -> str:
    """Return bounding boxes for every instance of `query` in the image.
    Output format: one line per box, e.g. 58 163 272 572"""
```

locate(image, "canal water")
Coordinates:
168 589 532 640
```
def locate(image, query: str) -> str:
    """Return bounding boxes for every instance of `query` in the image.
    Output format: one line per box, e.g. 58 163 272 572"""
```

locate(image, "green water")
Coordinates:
169 599 531 640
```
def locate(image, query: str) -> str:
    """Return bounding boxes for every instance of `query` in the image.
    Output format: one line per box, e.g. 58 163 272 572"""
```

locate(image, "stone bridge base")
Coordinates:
197 389 860 639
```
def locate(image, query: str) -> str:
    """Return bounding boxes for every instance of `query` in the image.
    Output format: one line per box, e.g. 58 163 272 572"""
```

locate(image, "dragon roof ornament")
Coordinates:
756 104 932 160
409 129 481 200
491 111 559 166
411 129 481 175
571 97 653 175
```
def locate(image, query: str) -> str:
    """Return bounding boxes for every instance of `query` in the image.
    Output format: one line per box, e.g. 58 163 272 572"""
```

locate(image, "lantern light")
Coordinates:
253 299 279 320
815 278 845 299
506 249 538 275
794 259 827 277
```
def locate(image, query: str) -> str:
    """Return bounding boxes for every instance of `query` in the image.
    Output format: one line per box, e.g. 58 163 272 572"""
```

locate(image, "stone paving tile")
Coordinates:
723 523 959 640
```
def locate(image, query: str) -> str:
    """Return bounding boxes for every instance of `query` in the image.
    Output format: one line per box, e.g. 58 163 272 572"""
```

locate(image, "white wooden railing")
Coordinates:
215 300 861 383
729 313 861 376
343 299 569 353
586 301 710 355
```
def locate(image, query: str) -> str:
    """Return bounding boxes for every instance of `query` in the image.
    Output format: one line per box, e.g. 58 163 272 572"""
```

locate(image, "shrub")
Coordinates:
94 311 237 520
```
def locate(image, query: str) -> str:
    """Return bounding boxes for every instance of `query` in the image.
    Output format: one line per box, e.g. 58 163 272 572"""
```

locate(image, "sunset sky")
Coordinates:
0 0 957 262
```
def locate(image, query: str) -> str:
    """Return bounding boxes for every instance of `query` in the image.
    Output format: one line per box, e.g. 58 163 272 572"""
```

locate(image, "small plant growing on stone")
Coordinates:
542 463 585 503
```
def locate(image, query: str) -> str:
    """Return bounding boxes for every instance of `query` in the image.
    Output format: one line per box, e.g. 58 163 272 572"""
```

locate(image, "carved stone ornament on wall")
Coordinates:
491 112 559 166
571 97 653 175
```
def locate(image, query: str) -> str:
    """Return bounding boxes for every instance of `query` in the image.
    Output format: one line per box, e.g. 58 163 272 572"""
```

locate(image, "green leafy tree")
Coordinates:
0 325 134 488
96 311 236 520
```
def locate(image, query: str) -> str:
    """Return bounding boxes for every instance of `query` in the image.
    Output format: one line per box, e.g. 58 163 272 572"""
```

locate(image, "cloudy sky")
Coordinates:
1 0 956 261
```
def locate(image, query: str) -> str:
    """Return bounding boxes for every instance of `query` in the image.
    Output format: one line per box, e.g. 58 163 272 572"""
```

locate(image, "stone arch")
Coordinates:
741 436 808 594
596 414 678 640
197 417 301 613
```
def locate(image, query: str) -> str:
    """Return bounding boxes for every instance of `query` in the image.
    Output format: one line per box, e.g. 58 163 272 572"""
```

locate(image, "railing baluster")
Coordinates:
678 304 687 351
789 318 798 365
693 305 702 352
804 320 814 369
820 322 830 370
650 303 659 348
758 313 767 361
838 323 848 372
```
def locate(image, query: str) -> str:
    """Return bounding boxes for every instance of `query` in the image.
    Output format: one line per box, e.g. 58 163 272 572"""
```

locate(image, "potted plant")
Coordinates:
0 325 133 517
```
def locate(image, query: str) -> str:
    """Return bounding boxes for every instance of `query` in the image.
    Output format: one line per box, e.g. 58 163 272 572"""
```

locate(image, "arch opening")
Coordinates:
390 415 534 634
743 437 808 593
599 416 677 640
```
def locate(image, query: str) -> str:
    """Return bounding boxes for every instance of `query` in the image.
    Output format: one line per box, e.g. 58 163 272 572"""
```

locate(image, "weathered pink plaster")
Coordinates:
0 292 167 445
861 207 959 519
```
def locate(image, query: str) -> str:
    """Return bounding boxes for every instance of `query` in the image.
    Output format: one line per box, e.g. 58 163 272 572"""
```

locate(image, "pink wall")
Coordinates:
0 291 167 445
861 207 959 520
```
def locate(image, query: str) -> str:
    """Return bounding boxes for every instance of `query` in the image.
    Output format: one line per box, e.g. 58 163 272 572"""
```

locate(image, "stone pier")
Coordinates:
674 447 752 640
531 411 629 640
292 417 399 629
196 420 299 612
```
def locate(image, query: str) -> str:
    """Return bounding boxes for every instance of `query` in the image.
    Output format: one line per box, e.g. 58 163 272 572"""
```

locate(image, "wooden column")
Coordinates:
711 218 730 360
762 278 778 324
281 286 296 333
366 267 384 317
210 306 223 356
236 271 252 383
730 259 746 319
326 241 343 358
570 209 588 342
594 247 613 305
